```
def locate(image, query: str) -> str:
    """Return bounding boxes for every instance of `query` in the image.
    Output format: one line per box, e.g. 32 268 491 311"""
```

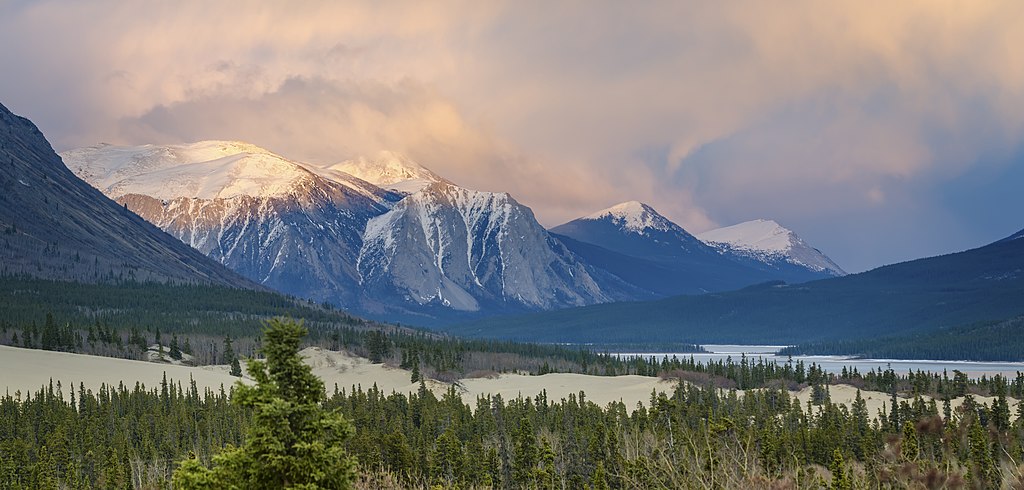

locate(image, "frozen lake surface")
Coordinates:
617 344 1024 378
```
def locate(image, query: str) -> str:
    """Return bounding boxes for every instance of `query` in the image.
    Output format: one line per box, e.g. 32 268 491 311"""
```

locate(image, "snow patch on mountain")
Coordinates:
698 219 845 276
582 201 676 234
63 141 396 206
331 150 444 194
63 141 309 200
699 219 793 254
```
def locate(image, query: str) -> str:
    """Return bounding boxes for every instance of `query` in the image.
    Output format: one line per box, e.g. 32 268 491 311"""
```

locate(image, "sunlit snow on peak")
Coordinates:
698 219 793 254
582 201 674 234
61 141 318 200
331 150 445 194
698 219 846 275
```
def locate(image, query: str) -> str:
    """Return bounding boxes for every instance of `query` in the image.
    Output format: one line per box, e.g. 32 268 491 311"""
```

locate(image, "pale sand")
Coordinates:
0 344 243 396
1 345 1017 420
458 372 676 407
792 384 1020 421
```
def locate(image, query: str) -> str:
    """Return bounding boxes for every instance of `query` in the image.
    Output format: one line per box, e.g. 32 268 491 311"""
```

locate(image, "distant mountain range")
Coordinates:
551 201 842 296
447 228 1024 344
0 104 253 288
61 140 845 324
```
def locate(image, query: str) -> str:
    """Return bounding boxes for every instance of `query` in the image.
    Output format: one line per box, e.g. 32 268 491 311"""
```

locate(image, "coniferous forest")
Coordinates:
1 318 1023 489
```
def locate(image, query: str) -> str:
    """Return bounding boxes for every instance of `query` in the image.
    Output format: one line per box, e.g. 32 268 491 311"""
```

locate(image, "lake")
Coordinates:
616 344 1024 378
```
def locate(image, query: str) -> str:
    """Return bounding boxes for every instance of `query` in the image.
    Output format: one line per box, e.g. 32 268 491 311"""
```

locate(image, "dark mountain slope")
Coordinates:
447 230 1024 344
0 102 254 287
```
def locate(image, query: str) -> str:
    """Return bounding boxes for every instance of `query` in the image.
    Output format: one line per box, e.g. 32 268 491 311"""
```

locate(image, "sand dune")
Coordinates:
0 345 244 396
792 383 1020 421
1 345 1016 420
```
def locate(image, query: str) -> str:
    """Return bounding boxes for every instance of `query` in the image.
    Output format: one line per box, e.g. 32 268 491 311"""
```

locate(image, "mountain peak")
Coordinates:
699 219 791 253
61 141 317 200
332 151 444 194
583 201 673 234
698 220 845 275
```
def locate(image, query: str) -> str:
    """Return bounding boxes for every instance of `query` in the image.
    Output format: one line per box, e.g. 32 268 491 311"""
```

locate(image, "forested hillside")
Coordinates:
0 276 707 379
781 316 1024 361
451 231 1024 345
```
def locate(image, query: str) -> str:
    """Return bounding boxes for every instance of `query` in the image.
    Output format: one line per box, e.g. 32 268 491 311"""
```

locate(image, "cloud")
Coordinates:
2 0 1023 271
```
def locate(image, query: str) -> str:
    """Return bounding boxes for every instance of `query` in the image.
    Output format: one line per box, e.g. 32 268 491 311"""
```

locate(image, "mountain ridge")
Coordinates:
62 141 398 307
0 105 256 288
698 219 846 276
447 230 1024 343
551 201 842 295
64 142 640 323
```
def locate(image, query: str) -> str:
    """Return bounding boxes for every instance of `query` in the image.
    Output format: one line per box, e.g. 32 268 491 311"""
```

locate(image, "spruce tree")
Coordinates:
512 417 538 486
829 448 850 490
411 361 421 384
169 334 182 360
991 380 1011 430
173 318 357 489
223 336 242 377
901 421 918 461
591 461 610 490
230 357 242 378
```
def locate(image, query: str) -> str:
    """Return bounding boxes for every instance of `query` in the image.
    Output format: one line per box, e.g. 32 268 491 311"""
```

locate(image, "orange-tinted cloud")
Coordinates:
2 0 1023 270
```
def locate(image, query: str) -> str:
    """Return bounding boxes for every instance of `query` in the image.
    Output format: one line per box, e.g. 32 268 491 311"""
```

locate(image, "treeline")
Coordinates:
0 275 364 337
0 377 249 488
3 368 1024 488
0 276 708 378
780 316 1024 362
5 312 1024 403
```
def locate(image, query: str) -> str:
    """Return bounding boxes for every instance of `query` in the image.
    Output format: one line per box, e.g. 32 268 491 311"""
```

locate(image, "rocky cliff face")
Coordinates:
357 181 625 315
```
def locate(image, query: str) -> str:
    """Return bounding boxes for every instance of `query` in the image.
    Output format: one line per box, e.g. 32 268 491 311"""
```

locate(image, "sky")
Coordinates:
2 1 1023 272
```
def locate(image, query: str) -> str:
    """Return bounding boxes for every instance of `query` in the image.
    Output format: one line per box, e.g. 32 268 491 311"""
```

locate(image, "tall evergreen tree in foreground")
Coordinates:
173 318 357 489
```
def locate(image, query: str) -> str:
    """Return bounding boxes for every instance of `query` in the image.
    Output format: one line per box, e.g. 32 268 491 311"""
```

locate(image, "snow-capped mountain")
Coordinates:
357 181 628 314
698 219 846 277
63 142 632 323
551 202 845 295
553 201 711 258
62 142 399 305
331 150 445 194
551 201 789 295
